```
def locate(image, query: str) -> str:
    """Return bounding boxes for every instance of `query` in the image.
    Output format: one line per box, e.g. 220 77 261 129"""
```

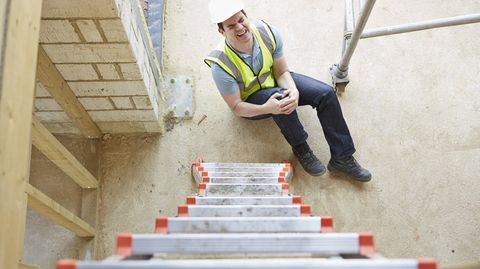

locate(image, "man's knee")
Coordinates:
324 86 336 99
312 86 336 108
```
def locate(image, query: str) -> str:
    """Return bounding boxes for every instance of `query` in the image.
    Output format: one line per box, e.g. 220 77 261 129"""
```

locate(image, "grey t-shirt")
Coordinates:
210 24 284 95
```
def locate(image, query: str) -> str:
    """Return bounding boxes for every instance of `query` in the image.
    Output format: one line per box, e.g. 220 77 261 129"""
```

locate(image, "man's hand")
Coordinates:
279 88 299 115
263 92 284 114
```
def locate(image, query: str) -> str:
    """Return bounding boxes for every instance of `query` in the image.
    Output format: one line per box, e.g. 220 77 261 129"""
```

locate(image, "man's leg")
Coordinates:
291 72 371 182
245 87 326 176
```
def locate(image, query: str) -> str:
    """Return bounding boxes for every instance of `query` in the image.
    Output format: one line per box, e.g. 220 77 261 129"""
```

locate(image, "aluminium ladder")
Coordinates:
57 161 437 269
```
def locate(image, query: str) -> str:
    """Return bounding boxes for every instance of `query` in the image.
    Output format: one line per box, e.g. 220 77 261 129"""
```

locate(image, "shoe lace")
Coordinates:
343 156 360 169
300 150 318 165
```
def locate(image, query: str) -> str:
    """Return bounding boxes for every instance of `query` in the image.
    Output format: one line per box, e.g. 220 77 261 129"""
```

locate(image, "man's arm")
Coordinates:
221 90 284 118
212 62 286 118
273 56 299 115
220 57 299 117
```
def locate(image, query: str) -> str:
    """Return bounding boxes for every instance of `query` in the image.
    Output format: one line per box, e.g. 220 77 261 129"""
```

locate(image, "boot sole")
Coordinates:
306 168 326 177
327 164 372 182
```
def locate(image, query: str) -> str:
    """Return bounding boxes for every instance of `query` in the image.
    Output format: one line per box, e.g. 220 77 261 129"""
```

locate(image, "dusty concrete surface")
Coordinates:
96 0 480 266
26 0 479 268
23 136 98 269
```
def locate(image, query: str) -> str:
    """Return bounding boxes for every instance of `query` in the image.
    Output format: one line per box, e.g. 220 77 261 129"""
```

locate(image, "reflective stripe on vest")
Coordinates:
205 20 277 101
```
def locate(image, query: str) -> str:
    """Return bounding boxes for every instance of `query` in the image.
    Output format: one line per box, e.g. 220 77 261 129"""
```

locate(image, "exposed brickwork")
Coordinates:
132 96 152 109
111 97 134 109
35 0 163 133
79 97 115 110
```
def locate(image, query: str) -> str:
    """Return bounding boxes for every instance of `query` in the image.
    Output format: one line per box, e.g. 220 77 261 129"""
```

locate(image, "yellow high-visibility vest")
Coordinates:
205 20 277 101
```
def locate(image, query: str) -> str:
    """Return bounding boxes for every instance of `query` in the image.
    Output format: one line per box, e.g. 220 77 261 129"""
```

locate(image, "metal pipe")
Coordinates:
361 13 480 39
345 0 355 32
342 0 356 55
338 0 376 72
359 0 366 10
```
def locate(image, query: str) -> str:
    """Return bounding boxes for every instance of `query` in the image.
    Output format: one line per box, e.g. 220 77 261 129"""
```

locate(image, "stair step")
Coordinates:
155 216 333 233
116 233 374 256
177 205 311 217
199 183 289 196
58 258 436 269
186 195 301 205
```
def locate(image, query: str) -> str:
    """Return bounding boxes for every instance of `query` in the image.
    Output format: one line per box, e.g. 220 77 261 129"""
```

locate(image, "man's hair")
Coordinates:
217 10 247 31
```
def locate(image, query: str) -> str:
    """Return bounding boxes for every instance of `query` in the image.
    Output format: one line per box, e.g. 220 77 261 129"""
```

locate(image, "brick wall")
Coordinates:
36 0 164 134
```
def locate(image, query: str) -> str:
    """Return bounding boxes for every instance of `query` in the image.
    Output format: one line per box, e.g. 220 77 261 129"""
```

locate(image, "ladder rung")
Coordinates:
207 177 283 183
192 163 293 184
186 195 302 205
177 205 311 217
199 183 289 196
199 162 289 168
115 233 374 256
202 167 286 172
156 216 334 233
205 172 283 177
58 258 436 269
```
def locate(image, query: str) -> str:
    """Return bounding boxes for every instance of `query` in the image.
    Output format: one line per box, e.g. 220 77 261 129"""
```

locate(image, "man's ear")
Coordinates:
218 28 225 36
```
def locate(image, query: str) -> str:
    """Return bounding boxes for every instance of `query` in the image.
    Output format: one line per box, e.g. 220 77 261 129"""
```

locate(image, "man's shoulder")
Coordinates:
254 20 281 39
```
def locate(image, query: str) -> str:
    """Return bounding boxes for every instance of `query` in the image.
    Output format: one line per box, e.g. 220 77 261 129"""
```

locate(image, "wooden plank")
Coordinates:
31 116 99 189
36 46 102 138
25 183 95 238
441 263 480 269
19 263 42 269
0 0 42 268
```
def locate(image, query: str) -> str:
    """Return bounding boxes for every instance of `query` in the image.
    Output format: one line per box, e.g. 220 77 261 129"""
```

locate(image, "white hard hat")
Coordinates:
208 0 245 23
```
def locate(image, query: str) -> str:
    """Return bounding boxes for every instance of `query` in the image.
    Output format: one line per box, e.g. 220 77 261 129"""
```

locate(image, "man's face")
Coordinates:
220 11 251 44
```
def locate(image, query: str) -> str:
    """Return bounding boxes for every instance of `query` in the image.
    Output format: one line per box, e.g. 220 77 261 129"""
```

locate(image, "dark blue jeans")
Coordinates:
245 72 355 159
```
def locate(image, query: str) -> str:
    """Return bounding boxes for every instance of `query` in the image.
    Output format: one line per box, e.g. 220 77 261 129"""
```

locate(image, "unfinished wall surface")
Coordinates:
93 0 480 266
23 136 99 269
36 0 164 134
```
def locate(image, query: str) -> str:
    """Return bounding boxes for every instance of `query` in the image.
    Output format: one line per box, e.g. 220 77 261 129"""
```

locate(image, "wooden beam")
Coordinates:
31 116 98 189
19 263 42 269
0 0 43 268
36 46 102 138
25 183 95 238
441 263 480 269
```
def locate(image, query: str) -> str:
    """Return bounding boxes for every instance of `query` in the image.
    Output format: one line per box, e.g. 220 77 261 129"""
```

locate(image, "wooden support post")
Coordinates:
0 0 43 268
25 183 95 238
36 46 102 139
31 116 98 189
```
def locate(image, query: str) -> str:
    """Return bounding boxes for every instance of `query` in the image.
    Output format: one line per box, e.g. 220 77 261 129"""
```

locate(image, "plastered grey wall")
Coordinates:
24 136 99 269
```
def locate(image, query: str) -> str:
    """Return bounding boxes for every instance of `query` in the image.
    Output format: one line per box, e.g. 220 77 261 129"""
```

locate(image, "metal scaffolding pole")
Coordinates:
342 0 356 55
361 13 480 39
330 0 376 92
330 4 480 93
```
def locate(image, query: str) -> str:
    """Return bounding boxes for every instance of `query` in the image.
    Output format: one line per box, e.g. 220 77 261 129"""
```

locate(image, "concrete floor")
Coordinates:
24 0 479 268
